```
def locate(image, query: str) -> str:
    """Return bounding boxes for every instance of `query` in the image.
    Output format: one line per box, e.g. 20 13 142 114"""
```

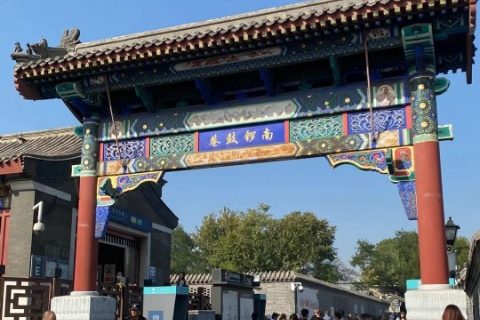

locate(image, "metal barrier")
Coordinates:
0 277 72 320
100 284 143 319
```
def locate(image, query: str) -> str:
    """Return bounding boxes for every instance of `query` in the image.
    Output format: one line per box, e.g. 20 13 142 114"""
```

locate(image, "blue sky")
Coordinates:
1 1 478 263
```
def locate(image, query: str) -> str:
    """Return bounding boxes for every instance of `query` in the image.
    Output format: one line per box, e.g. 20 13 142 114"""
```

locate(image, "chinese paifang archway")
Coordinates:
13 0 476 298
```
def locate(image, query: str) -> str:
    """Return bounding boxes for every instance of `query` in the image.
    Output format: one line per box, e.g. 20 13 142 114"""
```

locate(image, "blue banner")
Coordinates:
110 207 152 232
198 122 285 152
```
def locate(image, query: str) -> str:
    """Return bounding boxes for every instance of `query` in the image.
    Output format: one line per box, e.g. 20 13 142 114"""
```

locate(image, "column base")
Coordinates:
405 287 468 320
51 291 116 320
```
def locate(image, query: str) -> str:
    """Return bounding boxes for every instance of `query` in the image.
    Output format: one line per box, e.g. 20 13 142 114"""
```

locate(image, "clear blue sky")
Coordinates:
1 1 478 263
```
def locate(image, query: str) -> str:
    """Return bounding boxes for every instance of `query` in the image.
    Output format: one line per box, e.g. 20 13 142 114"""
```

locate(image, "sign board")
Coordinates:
30 255 45 278
45 258 58 277
149 266 157 280
212 268 254 288
103 264 116 284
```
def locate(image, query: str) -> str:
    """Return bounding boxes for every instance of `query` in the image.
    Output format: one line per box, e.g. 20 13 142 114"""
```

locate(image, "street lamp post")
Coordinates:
290 282 303 315
445 217 460 279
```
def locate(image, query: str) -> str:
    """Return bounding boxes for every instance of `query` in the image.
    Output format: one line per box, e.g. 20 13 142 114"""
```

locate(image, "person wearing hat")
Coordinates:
125 302 146 320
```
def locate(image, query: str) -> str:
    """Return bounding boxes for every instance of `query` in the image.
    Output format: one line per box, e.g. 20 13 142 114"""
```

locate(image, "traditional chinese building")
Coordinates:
170 271 389 317
11 0 476 318
0 128 176 296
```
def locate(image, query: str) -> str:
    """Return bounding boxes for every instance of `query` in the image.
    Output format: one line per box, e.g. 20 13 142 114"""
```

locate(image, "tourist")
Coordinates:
279 313 287 320
176 272 188 287
300 309 309 320
290 313 299 320
272 313 279 320
125 302 146 320
311 310 323 320
42 311 56 320
442 304 465 320
359 314 373 320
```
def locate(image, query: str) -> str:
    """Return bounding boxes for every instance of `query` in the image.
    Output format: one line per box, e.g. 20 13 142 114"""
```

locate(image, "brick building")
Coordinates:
0 127 177 286
171 271 389 317
465 231 480 319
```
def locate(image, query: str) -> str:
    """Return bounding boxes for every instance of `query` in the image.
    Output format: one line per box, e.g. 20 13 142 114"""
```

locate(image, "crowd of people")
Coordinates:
264 303 466 320
41 301 466 320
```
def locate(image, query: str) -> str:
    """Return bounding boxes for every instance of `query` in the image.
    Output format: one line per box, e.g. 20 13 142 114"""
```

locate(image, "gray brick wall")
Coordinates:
6 184 35 277
255 282 295 316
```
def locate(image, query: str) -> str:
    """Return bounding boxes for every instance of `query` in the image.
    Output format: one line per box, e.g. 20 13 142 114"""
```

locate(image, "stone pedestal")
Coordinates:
405 285 468 320
51 291 116 320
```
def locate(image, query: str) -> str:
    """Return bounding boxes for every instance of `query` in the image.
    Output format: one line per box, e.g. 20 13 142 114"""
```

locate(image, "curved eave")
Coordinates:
14 1 473 78
467 0 477 84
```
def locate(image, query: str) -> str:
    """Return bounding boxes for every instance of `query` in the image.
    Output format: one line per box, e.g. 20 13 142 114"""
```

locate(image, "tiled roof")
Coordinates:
14 0 475 78
170 273 212 285
0 127 81 163
170 271 386 303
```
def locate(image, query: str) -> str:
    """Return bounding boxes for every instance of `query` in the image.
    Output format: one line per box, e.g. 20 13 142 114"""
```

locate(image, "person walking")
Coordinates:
290 313 299 320
300 309 309 320
125 303 147 320
442 305 465 320
311 310 323 320
42 311 56 320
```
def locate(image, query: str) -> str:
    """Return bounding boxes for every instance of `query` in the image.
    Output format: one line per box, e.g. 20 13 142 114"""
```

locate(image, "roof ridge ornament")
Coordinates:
11 27 80 63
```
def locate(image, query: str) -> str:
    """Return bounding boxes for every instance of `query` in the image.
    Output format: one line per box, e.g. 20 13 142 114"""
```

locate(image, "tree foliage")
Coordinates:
170 225 207 274
454 236 470 268
172 204 342 282
351 231 471 293
351 231 419 293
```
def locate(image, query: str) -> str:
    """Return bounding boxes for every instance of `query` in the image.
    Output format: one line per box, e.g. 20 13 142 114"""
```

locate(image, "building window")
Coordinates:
0 184 11 210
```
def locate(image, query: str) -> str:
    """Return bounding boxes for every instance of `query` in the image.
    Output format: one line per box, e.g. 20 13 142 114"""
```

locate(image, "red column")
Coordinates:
414 142 448 284
73 119 100 292
74 176 99 291
410 76 449 285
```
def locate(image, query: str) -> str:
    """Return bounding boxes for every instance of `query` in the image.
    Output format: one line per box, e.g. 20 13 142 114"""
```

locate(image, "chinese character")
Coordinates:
209 134 221 147
226 132 238 145
262 128 274 141
244 130 256 143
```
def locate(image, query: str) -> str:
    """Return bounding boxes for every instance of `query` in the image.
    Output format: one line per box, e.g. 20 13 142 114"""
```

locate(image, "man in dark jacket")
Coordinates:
125 303 146 320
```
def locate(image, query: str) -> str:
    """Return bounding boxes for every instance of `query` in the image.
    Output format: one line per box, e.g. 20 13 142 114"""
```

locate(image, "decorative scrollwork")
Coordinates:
348 109 406 134
290 116 342 142
104 140 146 161
398 181 418 220
150 134 194 157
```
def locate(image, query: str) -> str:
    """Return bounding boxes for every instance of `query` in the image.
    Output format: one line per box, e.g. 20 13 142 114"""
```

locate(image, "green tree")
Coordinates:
453 236 470 268
351 230 419 293
170 225 207 274
194 205 341 282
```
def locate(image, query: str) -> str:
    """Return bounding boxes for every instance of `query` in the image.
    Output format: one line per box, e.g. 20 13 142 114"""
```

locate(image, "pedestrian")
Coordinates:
176 272 188 287
311 310 323 320
42 311 56 320
125 302 146 320
290 313 299 320
300 309 309 320
272 313 279 320
359 314 373 320
442 304 465 320
279 313 287 320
